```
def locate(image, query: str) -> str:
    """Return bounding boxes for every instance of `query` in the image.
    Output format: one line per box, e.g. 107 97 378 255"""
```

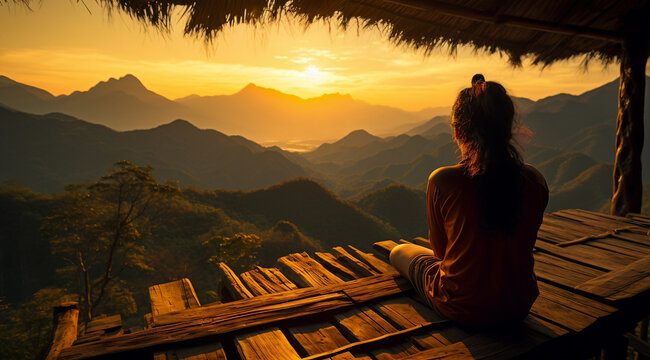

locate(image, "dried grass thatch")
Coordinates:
81 0 649 66
3 0 648 65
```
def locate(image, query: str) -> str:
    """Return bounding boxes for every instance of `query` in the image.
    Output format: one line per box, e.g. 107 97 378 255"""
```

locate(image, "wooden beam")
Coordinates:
45 302 79 360
379 0 623 42
611 15 648 216
217 262 254 300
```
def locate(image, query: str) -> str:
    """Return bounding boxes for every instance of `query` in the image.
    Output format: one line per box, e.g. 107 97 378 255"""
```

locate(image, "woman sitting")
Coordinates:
389 74 549 326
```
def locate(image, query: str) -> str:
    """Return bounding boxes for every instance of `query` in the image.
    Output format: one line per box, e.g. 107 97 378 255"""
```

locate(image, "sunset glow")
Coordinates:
0 1 646 111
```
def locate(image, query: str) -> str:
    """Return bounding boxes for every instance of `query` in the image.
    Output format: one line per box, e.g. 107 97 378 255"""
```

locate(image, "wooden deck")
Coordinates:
48 209 650 360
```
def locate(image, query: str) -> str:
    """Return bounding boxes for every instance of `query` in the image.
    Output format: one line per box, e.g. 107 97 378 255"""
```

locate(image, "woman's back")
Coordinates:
426 163 548 325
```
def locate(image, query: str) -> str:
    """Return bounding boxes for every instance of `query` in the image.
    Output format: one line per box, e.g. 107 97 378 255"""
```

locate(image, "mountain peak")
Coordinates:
158 119 198 131
334 129 381 147
87 74 148 95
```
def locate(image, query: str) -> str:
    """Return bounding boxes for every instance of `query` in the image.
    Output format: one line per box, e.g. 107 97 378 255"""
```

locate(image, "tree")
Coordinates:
42 161 177 323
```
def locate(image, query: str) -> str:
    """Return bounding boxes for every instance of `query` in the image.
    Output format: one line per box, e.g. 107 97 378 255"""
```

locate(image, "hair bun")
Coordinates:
471 74 485 85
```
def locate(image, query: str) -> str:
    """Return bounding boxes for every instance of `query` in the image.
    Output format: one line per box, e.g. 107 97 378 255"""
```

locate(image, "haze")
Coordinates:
0 0 635 115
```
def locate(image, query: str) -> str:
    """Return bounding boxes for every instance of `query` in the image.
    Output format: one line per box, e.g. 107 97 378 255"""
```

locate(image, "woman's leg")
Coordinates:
389 243 435 280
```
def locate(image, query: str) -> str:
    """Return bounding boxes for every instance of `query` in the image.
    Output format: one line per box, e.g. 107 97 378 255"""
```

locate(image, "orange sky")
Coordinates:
0 1 644 111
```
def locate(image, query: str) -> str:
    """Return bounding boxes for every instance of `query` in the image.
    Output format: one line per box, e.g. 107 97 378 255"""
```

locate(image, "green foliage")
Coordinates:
41 161 178 322
205 233 262 273
357 184 427 239
185 178 400 252
0 288 75 360
259 220 322 264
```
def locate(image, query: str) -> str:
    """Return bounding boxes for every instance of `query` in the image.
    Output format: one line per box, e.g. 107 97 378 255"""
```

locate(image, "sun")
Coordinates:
303 66 322 82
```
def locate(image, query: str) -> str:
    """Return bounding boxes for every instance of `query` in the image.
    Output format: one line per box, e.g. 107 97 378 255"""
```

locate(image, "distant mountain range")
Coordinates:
0 106 306 192
1 75 648 214
0 74 446 142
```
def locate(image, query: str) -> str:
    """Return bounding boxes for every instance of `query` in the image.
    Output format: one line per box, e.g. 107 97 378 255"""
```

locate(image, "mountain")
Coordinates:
0 74 194 130
405 115 450 136
357 184 427 239
0 106 306 192
184 178 400 251
547 163 613 212
0 74 436 142
176 82 436 141
522 77 650 168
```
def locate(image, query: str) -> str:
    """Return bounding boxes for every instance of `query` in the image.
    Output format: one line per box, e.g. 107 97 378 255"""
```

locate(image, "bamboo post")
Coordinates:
45 302 79 360
610 11 649 217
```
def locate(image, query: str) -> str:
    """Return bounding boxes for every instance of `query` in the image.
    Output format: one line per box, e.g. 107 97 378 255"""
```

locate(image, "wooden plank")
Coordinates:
86 314 122 334
529 282 615 333
241 267 298 295
303 322 450 360
144 313 154 329
334 307 419 360
315 252 361 280
149 278 201 322
155 343 227 360
524 315 570 337
277 252 344 287
347 245 396 273
331 247 378 277
530 293 597 332
240 271 270 296
396 342 472 359
534 239 624 271
45 302 79 360
373 240 400 259
371 296 446 328
411 237 430 248
533 252 606 288
288 322 350 355
371 296 450 351
538 281 615 318
263 267 299 291
581 238 649 260
556 227 638 247
236 328 301 360
594 237 650 256
58 273 408 360
217 263 253 300
575 255 650 300
329 352 373 360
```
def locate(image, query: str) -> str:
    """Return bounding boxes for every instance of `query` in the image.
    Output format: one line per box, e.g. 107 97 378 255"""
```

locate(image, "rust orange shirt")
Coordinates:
426 164 548 325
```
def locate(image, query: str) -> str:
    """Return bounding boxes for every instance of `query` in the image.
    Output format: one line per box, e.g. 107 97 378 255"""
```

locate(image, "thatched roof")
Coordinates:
89 0 650 66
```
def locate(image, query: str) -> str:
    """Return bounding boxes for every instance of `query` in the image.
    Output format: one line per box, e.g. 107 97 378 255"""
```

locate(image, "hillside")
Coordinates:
0 107 306 192
184 178 400 251
357 184 427 239
0 75 434 142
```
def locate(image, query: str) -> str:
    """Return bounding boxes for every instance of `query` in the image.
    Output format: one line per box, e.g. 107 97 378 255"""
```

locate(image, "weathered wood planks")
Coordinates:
53 209 650 360
45 302 79 360
154 343 227 360
575 255 650 301
334 306 420 359
236 328 301 360
217 262 253 300
149 278 201 323
347 245 395 273
58 273 408 360
289 321 351 355
240 266 298 296
278 252 344 287
85 314 122 334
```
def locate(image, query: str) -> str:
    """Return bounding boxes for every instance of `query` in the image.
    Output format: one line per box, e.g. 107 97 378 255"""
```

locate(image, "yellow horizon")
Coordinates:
0 1 646 112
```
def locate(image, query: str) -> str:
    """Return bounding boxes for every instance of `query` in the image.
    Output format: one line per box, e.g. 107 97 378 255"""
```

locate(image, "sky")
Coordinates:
0 1 642 111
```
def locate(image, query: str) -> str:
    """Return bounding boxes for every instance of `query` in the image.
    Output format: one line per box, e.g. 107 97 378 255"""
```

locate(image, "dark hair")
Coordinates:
451 74 523 233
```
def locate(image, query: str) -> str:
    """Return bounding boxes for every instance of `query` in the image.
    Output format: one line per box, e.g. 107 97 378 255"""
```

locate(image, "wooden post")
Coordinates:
611 13 649 216
45 302 79 360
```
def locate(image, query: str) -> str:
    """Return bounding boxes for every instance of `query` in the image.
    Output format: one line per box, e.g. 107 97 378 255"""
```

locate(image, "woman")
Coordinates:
389 74 548 326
